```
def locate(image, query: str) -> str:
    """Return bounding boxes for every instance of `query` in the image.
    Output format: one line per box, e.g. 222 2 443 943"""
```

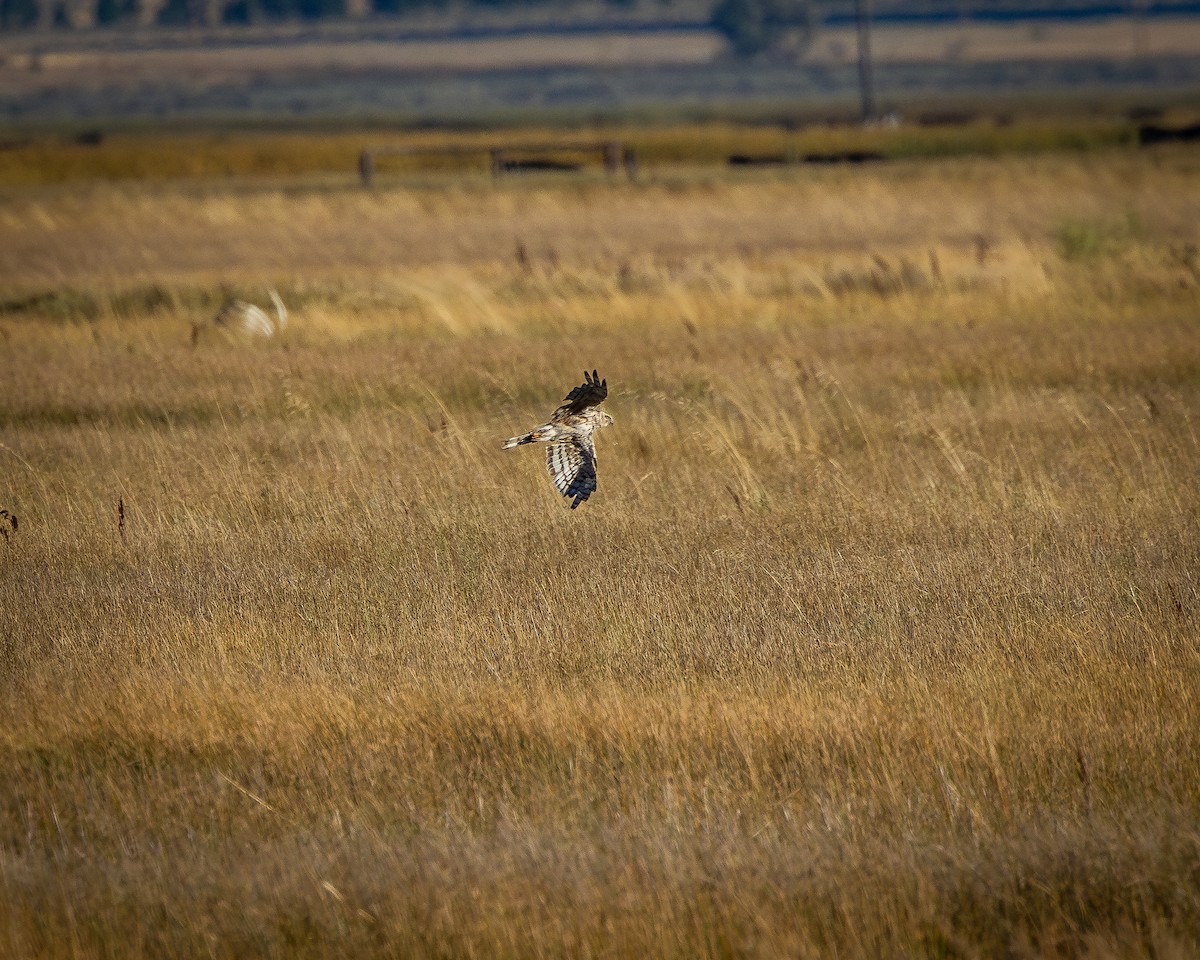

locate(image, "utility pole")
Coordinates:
855 0 877 122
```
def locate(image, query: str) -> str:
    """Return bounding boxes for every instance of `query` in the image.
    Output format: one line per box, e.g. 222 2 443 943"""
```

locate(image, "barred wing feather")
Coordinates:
546 437 597 509
554 369 608 419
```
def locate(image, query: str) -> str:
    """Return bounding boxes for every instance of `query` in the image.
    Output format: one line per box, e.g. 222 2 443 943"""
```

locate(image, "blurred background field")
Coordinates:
4 0 1200 127
1 135 1199 956
0 116 1157 183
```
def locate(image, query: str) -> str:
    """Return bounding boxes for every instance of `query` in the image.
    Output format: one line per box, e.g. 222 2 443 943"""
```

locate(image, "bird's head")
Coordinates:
601 411 615 429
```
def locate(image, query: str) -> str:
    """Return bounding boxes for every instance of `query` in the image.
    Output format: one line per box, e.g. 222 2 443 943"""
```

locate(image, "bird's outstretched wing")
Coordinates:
214 299 275 337
554 370 608 419
546 435 597 509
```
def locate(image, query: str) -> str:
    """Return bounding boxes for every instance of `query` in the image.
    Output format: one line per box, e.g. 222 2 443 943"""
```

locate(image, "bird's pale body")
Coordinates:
194 289 288 345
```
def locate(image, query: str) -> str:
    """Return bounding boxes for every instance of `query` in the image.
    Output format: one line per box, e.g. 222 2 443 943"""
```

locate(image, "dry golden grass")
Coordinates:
1 141 1199 958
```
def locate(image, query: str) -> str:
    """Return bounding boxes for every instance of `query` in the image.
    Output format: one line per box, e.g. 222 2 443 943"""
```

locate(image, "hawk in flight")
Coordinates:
503 370 614 509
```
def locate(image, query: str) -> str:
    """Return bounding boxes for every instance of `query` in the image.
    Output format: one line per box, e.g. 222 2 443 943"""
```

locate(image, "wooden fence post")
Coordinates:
602 141 620 176
622 147 638 182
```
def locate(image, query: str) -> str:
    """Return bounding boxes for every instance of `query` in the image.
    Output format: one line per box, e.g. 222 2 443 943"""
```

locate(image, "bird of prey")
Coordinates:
503 370 614 509
193 289 287 345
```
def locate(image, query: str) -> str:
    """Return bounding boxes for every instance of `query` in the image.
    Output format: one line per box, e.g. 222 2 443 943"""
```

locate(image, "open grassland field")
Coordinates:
1 139 1199 957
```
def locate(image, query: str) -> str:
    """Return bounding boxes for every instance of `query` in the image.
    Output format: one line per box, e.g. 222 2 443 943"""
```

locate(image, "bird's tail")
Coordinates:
502 433 534 449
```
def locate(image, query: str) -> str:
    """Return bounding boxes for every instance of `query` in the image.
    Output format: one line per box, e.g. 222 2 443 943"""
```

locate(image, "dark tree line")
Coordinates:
1 0 800 36
1 0 1159 42
711 0 816 57
0 0 630 28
